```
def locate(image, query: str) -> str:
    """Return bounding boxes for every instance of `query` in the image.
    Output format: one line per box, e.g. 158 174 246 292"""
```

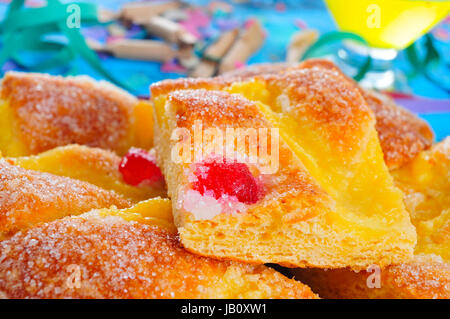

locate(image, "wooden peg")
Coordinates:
190 28 239 77
219 20 265 74
286 29 318 63
120 1 182 24
145 16 197 46
89 38 177 62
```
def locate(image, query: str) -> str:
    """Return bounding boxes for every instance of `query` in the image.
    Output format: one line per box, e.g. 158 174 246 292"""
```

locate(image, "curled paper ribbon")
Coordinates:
0 0 134 92
406 34 450 94
302 31 372 82
302 31 449 93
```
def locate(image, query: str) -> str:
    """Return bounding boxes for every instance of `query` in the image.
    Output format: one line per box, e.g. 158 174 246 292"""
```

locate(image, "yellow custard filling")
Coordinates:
0 100 28 157
93 197 175 233
226 81 409 238
9 145 166 203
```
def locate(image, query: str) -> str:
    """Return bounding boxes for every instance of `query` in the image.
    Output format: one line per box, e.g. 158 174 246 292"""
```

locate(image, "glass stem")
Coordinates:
334 40 402 91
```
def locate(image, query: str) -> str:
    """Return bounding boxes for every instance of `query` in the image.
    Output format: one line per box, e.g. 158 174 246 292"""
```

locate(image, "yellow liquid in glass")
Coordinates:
325 0 450 49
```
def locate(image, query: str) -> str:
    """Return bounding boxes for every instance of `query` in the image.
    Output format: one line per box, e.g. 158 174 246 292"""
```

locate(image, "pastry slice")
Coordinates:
294 138 449 299
391 137 449 260
297 59 434 169
222 59 434 169
0 72 153 156
0 159 130 239
7 144 166 203
294 255 449 299
151 68 416 269
0 199 317 299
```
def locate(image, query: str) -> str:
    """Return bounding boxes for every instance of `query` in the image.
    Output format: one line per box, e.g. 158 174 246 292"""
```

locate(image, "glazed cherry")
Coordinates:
119 148 163 186
193 158 263 204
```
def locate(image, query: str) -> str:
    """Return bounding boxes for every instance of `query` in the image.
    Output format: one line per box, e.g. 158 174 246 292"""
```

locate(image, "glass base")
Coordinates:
331 41 410 92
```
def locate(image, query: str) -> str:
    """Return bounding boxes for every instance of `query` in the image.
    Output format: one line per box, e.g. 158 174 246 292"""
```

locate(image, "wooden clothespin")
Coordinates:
88 38 177 62
286 29 318 63
145 16 197 46
120 1 182 24
190 28 239 77
98 8 119 23
219 20 265 74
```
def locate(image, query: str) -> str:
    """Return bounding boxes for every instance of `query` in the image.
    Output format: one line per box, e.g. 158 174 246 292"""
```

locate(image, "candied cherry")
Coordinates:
193 158 263 204
119 148 163 186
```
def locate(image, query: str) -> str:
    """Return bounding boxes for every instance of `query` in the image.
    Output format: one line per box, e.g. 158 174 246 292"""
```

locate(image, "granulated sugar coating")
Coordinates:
294 255 449 299
0 72 137 155
0 159 130 238
361 90 434 169
0 213 317 299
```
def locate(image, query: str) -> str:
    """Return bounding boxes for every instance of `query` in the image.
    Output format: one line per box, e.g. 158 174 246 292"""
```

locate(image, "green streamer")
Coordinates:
302 31 372 82
0 0 134 92
405 34 449 93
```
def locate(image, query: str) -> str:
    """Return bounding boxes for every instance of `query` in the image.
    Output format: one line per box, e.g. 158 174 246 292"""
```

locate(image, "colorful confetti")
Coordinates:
161 59 187 74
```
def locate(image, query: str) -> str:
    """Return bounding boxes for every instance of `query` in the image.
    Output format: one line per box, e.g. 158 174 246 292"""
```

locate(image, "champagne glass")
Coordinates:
324 0 450 90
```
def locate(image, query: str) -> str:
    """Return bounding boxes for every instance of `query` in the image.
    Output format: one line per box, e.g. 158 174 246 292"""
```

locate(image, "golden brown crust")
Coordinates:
0 213 318 299
294 140 450 299
222 60 434 168
221 62 292 79
0 159 130 239
296 60 434 168
358 90 434 169
150 76 232 98
0 72 138 155
294 256 450 299
259 67 374 158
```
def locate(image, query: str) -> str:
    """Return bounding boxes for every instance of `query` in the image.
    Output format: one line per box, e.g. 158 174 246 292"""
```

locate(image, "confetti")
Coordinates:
215 18 240 31
1 60 19 72
161 59 187 73
275 2 286 12
234 60 245 69
433 27 449 41
294 18 308 29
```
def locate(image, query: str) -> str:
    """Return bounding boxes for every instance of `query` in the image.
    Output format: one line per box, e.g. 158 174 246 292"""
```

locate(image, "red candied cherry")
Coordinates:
119 148 163 186
193 158 263 204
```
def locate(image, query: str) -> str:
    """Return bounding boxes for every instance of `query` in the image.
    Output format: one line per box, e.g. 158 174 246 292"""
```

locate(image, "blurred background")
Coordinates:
0 0 449 139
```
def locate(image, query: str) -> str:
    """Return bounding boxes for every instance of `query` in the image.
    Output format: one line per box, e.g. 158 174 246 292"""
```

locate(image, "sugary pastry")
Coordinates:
0 72 153 156
0 159 131 239
391 137 449 260
297 59 434 169
150 66 416 269
221 59 434 169
7 144 166 203
221 62 292 79
294 255 449 299
294 138 449 299
0 199 318 299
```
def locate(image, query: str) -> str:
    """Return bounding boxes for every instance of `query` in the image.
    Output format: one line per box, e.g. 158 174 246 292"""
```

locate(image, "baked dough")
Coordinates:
294 138 449 299
222 60 434 169
0 199 318 299
0 158 130 239
150 66 416 269
7 144 166 203
0 72 153 156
